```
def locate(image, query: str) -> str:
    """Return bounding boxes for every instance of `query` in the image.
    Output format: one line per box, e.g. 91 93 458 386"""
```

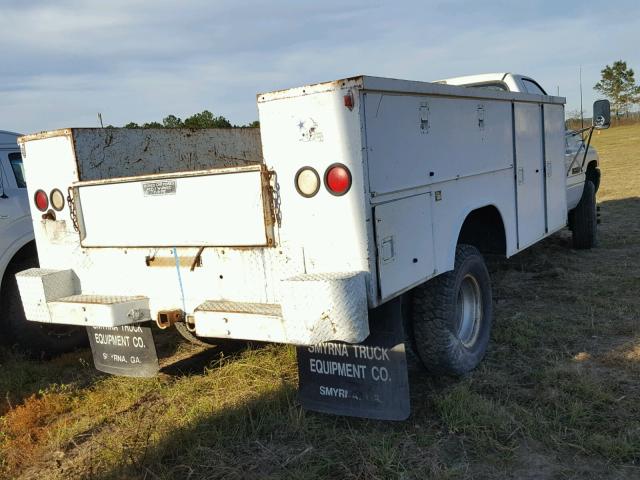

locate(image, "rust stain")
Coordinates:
261 165 277 247
145 255 202 268
73 164 263 187
257 76 364 103
190 246 205 271
18 129 72 143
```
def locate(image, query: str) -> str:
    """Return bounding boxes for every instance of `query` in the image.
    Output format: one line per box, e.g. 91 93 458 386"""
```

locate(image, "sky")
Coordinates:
2 0 639 133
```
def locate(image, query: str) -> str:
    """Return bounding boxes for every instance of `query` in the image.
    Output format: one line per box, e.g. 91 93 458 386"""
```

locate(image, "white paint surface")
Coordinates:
76 166 272 247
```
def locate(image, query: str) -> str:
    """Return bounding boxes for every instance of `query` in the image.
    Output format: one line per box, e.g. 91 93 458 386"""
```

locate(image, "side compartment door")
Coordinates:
543 104 568 232
374 194 435 301
514 103 546 248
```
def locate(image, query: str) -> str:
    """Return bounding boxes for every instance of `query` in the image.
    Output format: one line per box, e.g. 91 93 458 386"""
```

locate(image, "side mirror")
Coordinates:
593 99 610 130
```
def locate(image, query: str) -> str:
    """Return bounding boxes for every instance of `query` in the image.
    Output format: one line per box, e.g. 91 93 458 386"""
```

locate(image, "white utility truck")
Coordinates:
0 130 85 354
15 75 610 419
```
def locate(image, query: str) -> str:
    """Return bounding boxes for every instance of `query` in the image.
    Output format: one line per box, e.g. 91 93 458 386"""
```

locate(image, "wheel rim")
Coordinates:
455 274 482 348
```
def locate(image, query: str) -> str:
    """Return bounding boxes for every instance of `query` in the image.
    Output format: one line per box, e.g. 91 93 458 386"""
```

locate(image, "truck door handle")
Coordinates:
517 168 524 184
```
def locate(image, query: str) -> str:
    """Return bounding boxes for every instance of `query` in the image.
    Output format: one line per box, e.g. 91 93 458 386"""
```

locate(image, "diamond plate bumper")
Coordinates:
280 271 369 344
15 268 369 343
194 271 369 345
15 268 151 327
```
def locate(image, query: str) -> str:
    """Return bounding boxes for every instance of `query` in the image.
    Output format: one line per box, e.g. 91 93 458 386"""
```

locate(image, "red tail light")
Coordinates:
34 189 49 212
325 164 352 196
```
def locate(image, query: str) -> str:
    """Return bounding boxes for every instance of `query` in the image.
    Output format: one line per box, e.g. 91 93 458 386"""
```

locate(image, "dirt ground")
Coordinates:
0 124 638 479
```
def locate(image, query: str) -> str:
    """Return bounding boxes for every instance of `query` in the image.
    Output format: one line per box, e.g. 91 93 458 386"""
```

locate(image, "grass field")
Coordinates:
1 124 639 480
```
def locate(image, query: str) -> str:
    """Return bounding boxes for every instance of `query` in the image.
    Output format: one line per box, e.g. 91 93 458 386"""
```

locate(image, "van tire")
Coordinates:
411 244 493 376
0 256 88 357
571 180 597 249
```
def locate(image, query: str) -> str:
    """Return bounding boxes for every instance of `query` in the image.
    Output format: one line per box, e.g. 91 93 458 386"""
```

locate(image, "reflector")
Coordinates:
50 189 65 211
295 167 320 197
34 189 49 212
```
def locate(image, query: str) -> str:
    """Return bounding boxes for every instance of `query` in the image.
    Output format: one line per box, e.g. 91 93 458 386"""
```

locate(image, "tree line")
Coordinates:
122 110 259 129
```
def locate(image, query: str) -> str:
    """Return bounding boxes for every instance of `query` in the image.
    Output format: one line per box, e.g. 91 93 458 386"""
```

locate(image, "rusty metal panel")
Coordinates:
71 128 263 181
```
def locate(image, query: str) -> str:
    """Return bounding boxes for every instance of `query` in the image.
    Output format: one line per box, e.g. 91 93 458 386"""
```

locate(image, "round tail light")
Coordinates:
294 167 320 197
325 164 352 196
50 189 65 211
34 189 49 212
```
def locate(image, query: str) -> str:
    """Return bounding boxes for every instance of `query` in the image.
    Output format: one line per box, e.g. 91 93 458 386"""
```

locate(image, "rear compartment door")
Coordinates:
72 165 274 247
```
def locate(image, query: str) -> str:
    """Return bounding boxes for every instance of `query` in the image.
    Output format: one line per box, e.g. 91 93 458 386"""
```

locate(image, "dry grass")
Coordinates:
0 124 639 479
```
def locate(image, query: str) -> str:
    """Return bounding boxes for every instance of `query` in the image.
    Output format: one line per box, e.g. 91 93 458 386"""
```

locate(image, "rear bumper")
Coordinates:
15 268 369 345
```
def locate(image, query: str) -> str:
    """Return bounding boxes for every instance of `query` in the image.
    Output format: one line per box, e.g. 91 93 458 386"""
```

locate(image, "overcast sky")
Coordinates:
2 0 639 133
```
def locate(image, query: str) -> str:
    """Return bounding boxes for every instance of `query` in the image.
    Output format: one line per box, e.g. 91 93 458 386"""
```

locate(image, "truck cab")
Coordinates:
436 73 601 211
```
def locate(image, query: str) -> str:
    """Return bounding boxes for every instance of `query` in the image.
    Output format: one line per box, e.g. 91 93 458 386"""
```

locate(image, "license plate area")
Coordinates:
87 323 159 377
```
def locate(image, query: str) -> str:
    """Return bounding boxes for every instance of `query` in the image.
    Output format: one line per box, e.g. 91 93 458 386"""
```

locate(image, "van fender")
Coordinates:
0 231 35 297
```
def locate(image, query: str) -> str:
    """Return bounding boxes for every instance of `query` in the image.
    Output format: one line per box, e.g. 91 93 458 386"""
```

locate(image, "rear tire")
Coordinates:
0 257 88 357
411 244 493 376
571 180 597 249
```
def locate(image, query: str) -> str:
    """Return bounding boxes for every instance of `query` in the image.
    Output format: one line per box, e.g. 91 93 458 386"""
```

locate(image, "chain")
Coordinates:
268 170 282 228
67 187 79 233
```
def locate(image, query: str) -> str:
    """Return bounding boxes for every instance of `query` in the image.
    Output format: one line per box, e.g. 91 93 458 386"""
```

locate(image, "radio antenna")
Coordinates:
579 65 584 131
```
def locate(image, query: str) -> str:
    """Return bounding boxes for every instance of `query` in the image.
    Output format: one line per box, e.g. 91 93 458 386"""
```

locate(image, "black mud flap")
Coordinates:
87 323 159 378
296 298 410 420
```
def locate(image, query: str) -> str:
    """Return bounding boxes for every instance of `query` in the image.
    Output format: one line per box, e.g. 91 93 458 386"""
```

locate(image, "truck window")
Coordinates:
464 82 508 92
8 152 26 188
522 78 547 95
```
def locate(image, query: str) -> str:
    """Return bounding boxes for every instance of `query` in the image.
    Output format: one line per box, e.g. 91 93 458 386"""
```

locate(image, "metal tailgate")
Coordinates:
71 164 274 247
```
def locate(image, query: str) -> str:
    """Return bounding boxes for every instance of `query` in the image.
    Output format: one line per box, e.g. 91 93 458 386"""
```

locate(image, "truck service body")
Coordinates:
15 75 607 418
438 72 602 211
